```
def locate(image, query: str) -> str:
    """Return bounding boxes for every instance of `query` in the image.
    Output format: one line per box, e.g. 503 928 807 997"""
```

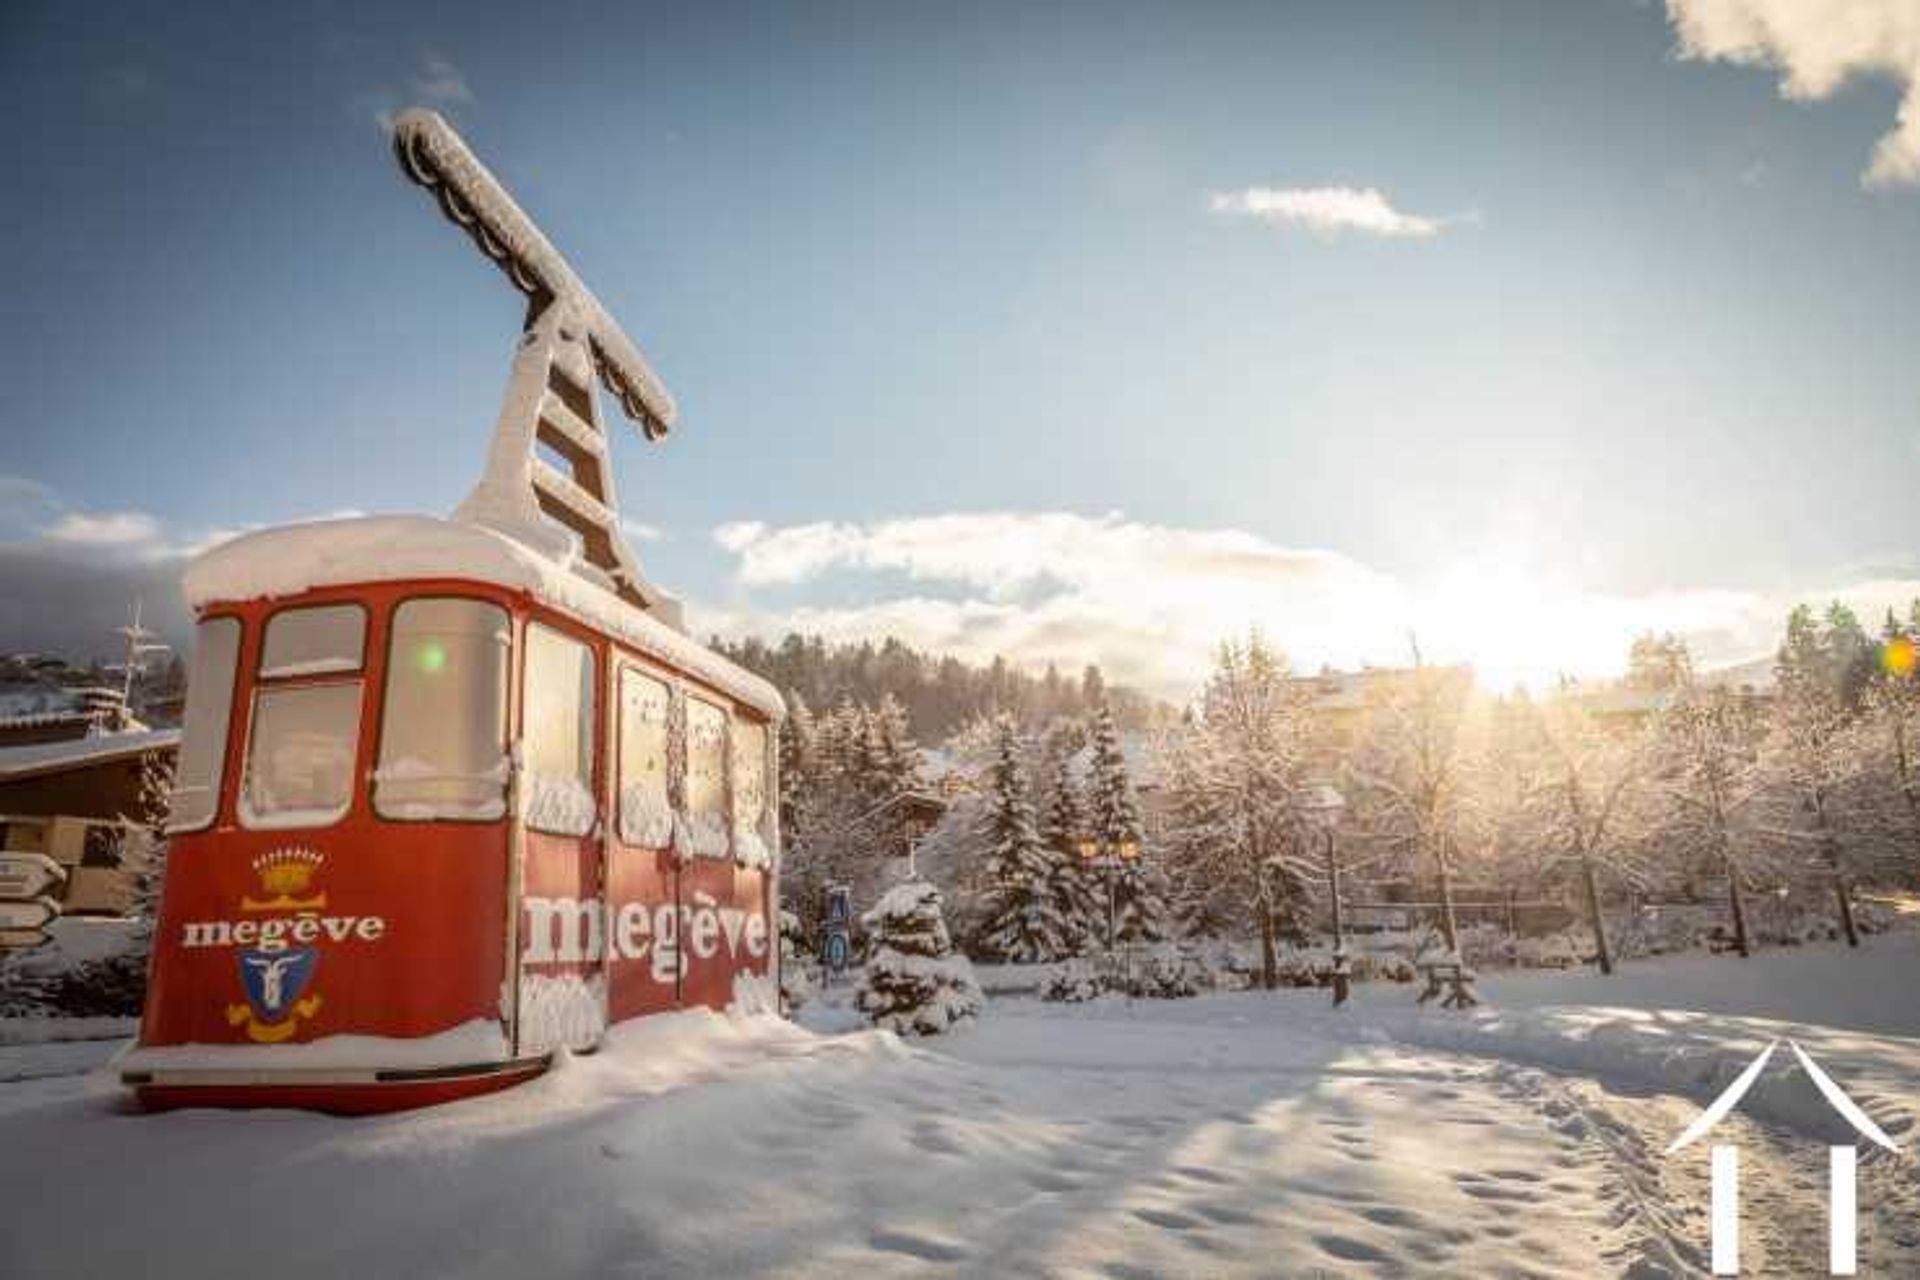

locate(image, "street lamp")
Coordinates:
1301 784 1348 1007
1077 832 1141 990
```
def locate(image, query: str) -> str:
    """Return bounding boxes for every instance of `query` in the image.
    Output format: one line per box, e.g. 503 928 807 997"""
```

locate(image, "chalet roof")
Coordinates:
0 728 179 781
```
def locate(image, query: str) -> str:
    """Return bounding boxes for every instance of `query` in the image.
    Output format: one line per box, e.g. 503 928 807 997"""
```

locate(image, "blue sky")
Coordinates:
3 1 1918 695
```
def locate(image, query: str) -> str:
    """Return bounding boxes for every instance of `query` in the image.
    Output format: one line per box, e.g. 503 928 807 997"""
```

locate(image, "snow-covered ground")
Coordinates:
3 938 1916 1277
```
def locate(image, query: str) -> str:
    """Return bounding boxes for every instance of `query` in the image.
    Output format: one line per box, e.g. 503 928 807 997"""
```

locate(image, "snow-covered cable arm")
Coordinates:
392 108 677 439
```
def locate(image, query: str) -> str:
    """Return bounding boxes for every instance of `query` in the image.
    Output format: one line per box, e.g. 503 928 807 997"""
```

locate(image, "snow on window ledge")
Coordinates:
733 829 773 870
674 811 731 861
618 785 674 848
374 756 509 822
259 656 364 680
523 773 597 837
237 800 352 832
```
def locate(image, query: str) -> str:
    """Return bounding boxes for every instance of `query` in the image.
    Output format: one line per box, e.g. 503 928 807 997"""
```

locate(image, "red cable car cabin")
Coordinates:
121 515 784 1113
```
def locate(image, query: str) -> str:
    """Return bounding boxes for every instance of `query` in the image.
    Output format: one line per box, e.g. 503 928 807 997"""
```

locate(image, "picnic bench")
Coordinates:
1415 958 1479 1010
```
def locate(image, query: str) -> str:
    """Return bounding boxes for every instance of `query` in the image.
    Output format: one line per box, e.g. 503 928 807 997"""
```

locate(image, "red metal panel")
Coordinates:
134 1059 547 1116
605 843 679 1021
139 580 518 1053
675 857 772 1011
142 823 510 1047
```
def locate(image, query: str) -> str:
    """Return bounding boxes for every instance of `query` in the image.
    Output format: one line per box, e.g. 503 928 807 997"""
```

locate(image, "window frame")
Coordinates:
520 616 602 838
614 658 676 850
681 691 733 860
730 714 771 845
236 600 372 833
166 612 244 835
256 601 370 680
237 677 367 831
370 593 514 826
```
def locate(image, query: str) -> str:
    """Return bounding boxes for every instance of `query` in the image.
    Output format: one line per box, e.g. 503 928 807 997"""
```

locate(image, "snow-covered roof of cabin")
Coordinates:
183 516 783 721
0 688 83 725
0 727 179 780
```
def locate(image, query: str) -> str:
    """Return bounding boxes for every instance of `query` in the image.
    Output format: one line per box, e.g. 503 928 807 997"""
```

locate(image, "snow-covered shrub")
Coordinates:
1351 951 1418 984
856 879 984 1036
0 921 146 1018
1129 947 1211 999
1040 959 1103 1003
778 909 814 1015
1511 932 1583 969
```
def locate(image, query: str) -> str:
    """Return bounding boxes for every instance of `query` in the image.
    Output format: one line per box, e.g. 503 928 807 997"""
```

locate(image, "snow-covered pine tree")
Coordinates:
975 717 1072 961
817 695 863 784
1086 702 1164 944
1159 732 1237 939
1037 735 1100 954
778 692 817 836
855 878 984 1035
871 693 925 797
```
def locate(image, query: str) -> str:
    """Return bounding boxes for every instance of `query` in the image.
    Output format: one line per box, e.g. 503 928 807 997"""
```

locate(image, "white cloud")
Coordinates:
1667 0 1920 188
705 510 1920 699
621 517 666 544
412 53 474 107
42 511 162 546
1208 186 1446 238
361 52 477 133
0 486 365 658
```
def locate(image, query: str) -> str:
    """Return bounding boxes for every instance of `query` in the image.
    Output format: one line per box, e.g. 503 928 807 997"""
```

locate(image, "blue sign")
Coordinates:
238 947 319 1022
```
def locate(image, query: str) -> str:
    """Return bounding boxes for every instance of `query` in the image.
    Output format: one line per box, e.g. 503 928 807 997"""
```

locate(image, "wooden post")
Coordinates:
1814 788 1861 948
1581 855 1614 975
1504 886 1518 939
1259 900 1277 991
1434 833 1461 958
1725 853 1752 959
1833 875 1860 949
1326 829 1349 1007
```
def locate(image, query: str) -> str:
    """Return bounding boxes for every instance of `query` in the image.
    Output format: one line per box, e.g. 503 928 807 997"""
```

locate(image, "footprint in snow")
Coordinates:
910 1122 965 1156
1132 1207 1206 1231
1022 1169 1080 1193
1191 1202 1263 1226
1316 1234 1394 1263
868 1229 968 1263
1172 1165 1235 1185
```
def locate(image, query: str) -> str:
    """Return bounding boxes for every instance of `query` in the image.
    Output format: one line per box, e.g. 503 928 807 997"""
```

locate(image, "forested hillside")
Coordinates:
711 632 1167 742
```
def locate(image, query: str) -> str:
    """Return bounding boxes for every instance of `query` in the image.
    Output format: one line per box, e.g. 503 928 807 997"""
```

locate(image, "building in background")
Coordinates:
0 728 177 916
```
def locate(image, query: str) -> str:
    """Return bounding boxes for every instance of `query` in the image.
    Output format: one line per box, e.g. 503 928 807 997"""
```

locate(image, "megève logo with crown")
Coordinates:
242 847 327 912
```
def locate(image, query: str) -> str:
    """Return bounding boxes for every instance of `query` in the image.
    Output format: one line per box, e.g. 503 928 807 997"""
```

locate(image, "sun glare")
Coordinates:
1413 554 1633 693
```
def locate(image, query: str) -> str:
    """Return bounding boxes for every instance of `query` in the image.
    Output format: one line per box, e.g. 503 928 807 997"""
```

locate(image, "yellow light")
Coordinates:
1885 636 1918 680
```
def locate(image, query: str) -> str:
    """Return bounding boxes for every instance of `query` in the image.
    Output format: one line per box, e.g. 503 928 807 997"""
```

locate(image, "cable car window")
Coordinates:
681 697 730 859
375 599 510 822
617 667 672 847
241 682 362 828
732 719 771 868
260 604 366 678
167 616 241 833
524 623 596 836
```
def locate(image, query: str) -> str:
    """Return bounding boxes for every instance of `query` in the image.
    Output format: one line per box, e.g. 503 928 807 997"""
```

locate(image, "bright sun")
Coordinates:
1411 554 1636 693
